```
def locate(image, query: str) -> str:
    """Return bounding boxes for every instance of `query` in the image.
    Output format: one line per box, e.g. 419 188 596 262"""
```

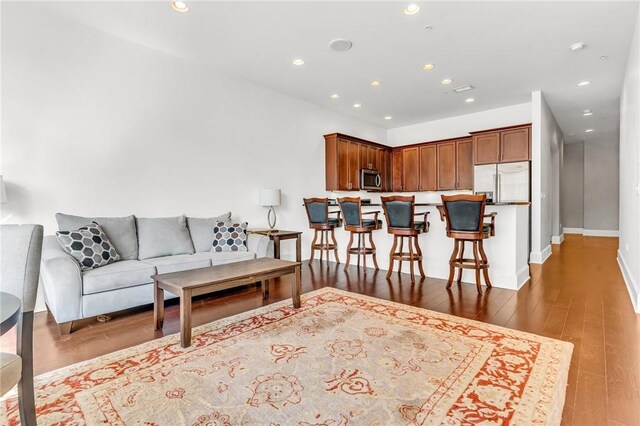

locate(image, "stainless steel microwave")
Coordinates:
360 169 382 191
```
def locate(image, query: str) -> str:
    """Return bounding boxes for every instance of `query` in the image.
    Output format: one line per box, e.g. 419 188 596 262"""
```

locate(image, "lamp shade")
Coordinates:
0 175 6 204
259 189 281 207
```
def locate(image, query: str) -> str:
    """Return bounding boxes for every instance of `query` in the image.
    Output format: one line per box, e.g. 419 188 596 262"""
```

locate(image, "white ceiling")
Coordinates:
24 1 640 144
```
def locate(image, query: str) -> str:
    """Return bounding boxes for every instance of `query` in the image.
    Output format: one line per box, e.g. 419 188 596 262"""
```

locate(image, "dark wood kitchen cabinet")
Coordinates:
402 147 419 192
473 132 500 165
500 127 530 162
456 138 473 189
418 145 437 191
437 142 457 190
472 125 531 165
325 133 390 191
392 149 403 191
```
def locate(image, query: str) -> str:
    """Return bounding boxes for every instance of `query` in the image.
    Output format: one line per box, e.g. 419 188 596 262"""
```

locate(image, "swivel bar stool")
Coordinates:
337 197 382 272
380 195 430 283
303 198 342 264
440 194 496 295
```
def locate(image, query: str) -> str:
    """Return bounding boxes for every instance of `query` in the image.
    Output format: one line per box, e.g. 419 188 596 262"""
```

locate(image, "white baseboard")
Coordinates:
551 234 564 245
617 250 640 314
563 228 583 234
583 229 619 237
562 228 619 237
529 244 552 264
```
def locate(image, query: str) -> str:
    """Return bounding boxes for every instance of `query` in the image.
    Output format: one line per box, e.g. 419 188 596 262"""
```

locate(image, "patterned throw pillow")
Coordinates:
211 222 248 252
56 222 120 270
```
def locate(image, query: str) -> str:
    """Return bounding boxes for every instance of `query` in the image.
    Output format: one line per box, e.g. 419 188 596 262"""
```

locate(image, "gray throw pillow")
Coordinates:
56 222 120 270
56 213 138 260
211 222 248 252
136 215 194 260
187 212 232 252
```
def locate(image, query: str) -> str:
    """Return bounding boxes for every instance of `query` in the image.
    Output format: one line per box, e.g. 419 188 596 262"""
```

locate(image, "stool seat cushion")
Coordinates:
362 219 383 228
483 224 492 233
414 221 427 230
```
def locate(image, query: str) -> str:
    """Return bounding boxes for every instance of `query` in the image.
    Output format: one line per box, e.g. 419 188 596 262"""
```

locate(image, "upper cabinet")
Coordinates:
472 125 531 165
392 150 403 192
437 142 456 190
456 139 473 190
402 147 419 192
324 133 390 191
418 145 437 191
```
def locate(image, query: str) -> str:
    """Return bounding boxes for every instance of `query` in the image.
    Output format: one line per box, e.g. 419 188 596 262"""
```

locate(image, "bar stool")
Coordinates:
303 198 342 264
337 197 382 272
380 195 430 283
440 194 496 295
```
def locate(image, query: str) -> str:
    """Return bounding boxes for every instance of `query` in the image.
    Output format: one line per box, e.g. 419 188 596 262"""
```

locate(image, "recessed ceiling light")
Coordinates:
422 63 435 71
330 94 340 99
403 3 421 15
384 116 392 120
600 55 608 60
569 42 586 52
585 129 594 133
292 58 305 66
424 25 433 31
583 109 593 116
568 133 576 136
465 98 475 103
353 103 362 108
441 78 453 85
577 81 590 86
171 1 189 12
370 80 382 87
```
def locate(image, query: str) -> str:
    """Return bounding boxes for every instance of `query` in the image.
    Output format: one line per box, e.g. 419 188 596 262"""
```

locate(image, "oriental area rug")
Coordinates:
1 288 573 425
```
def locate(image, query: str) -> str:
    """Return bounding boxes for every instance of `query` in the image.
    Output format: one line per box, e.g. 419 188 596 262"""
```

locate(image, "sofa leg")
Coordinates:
59 321 73 335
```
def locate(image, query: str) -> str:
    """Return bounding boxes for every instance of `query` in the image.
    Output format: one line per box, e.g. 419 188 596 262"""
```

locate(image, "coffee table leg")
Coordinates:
292 265 301 308
180 289 192 348
154 279 164 330
262 279 270 299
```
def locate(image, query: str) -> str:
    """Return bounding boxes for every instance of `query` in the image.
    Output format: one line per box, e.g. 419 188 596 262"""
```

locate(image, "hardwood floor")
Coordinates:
1 234 639 425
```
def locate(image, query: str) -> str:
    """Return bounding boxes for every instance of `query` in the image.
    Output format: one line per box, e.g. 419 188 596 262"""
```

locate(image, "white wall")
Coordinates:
0 7 386 311
618 5 640 313
531 91 564 263
561 143 585 229
584 137 620 233
387 103 532 146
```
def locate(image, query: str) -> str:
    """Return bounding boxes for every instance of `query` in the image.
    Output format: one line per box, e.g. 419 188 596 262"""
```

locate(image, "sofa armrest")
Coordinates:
247 233 273 258
40 235 83 323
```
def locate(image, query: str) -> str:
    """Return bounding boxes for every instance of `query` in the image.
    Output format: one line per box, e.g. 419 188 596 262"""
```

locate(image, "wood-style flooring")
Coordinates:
1 234 639 425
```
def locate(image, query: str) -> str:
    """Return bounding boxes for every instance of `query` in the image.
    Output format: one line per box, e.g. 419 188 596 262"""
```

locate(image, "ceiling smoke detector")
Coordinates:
329 39 353 52
453 85 474 93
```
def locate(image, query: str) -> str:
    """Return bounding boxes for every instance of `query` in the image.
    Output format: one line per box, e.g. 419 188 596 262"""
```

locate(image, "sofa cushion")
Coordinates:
56 222 120 271
56 213 138 260
208 251 255 266
141 253 212 274
82 260 156 295
187 212 232 252
212 222 248 252
136 216 194 260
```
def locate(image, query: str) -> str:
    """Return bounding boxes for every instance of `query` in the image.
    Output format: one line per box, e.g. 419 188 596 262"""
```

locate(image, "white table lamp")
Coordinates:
0 176 7 204
260 189 281 229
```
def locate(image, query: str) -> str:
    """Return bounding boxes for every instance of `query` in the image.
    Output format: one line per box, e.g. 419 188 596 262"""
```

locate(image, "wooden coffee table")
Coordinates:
153 258 302 348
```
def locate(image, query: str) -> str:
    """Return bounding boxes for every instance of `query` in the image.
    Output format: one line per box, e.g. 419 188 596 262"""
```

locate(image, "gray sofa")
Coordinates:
41 213 272 334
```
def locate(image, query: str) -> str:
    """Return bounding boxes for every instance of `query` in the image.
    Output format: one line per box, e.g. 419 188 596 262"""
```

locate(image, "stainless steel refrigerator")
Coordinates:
473 161 530 203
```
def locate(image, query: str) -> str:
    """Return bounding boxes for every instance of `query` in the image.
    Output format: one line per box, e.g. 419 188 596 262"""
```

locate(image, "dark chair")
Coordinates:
380 195 430 283
337 197 381 272
303 198 342 264
440 194 496 294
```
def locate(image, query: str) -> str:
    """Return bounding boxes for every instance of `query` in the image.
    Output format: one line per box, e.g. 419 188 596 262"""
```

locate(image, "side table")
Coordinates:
248 230 302 262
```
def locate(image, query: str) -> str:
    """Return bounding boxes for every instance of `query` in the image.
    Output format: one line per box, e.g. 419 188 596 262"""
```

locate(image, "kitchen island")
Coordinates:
328 200 530 291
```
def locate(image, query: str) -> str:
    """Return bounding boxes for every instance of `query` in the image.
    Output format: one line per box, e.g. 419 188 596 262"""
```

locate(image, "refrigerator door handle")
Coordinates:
495 173 500 203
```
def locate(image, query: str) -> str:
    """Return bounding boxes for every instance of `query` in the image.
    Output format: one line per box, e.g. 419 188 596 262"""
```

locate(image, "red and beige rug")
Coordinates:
1 288 572 425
